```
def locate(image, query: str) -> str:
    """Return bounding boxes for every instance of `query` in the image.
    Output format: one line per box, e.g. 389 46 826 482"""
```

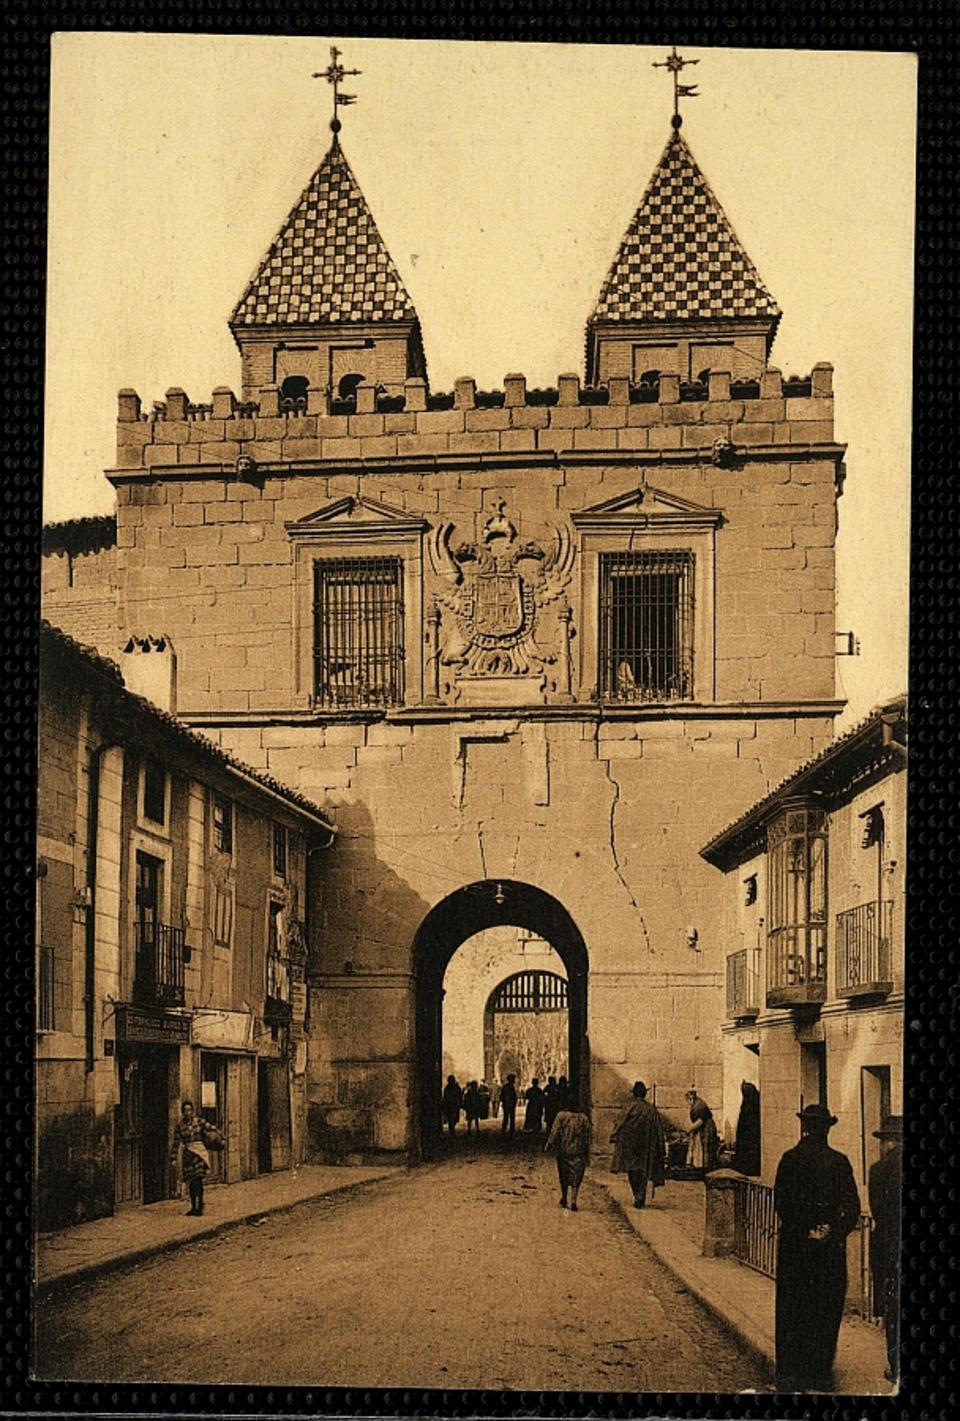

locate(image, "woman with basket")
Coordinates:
171 1099 224 1216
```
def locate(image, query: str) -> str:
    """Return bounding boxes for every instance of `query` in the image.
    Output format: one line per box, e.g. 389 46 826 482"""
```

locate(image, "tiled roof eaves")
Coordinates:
41 621 334 836
699 695 907 867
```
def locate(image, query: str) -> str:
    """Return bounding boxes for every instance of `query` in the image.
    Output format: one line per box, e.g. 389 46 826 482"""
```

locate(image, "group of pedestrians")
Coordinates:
441 1072 573 1136
441 1076 494 1134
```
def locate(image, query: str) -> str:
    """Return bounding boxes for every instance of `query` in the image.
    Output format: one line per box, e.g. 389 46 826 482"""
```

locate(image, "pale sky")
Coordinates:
44 36 915 727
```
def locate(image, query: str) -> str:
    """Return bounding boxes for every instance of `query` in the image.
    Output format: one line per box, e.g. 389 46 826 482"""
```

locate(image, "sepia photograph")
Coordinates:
34 34 913 1396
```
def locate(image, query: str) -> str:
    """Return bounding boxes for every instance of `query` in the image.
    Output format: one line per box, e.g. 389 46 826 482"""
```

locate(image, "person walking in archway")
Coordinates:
442 1075 463 1135
610 1081 666 1208
774 1103 861 1393
545 1089 591 1211
463 1081 482 1136
500 1074 518 1135
524 1077 545 1133
543 1076 560 1134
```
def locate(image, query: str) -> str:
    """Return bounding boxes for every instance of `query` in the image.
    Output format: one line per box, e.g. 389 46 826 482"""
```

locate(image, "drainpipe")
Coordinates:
84 742 119 1073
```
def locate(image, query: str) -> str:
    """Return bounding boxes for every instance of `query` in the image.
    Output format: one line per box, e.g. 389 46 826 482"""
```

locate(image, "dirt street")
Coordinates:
35 1136 759 1391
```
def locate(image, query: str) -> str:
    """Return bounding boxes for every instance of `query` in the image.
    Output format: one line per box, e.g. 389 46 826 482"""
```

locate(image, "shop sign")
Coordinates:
116 1004 190 1045
191 1009 255 1052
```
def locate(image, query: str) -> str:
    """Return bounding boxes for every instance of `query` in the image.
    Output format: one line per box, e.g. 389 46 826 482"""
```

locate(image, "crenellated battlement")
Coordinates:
113 365 836 474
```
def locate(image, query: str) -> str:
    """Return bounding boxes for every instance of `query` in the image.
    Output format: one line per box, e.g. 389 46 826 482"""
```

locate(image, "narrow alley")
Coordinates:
34 1142 760 1391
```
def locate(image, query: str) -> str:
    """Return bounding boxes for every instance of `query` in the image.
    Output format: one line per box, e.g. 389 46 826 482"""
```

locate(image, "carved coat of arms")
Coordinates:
429 500 574 678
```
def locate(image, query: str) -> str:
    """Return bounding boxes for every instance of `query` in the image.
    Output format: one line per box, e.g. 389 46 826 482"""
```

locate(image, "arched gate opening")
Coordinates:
413 880 589 1157
482 970 569 1087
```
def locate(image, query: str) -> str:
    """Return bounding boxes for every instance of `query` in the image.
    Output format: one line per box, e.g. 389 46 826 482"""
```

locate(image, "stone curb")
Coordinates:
35 1167 400 1298
596 1176 775 1385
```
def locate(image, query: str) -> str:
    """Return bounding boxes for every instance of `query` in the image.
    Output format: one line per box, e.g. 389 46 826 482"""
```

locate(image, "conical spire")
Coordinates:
231 141 419 329
591 131 780 329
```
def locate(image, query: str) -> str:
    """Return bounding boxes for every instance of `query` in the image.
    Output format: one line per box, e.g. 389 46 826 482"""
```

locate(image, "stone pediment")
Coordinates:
570 482 723 532
285 495 429 539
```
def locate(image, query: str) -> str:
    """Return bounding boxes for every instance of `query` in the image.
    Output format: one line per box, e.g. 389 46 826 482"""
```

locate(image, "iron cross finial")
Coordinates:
313 43 362 140
652 46 699 130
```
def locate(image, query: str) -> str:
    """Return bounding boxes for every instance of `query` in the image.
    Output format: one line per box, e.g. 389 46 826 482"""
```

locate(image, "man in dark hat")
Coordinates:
610 1081 666 1208
868 1114 903 1384
773 1103 861 1392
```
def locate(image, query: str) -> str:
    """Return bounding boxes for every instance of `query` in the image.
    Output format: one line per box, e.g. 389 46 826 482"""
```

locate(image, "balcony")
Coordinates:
726 948 761 1021
836 900 894 998
134 922 186 1007
766 925 827 1008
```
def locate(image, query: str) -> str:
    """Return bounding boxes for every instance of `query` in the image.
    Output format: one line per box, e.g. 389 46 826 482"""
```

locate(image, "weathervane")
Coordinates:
652 46 699 130
313 45 362 140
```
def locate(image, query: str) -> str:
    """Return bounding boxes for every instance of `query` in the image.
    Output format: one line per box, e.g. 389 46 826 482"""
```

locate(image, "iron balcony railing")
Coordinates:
726 948 761 1019
38 945 55 1031
730 1179 881 1325
836 900 894 997
766 925 827 1007
134 921 186 1007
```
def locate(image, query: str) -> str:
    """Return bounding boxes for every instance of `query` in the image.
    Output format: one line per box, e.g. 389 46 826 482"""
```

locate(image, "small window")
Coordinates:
266 900 289 1002
313 556 404 708
143 762 166 825
744 874 758 907
599 550 694 702
212 794 233 855
213 884 234 946
273 823 287 879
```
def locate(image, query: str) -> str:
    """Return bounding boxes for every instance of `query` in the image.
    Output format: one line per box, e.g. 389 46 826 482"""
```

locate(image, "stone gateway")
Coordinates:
42 108 844 1165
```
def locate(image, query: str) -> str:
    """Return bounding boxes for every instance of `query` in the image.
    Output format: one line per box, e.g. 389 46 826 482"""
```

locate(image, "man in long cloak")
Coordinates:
868 1114 903 1384
774 1103 861 1393
610 1080 666 1208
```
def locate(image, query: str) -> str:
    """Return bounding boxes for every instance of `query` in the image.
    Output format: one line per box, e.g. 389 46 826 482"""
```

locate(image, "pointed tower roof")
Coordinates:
231 141 418 329
591 131 780 330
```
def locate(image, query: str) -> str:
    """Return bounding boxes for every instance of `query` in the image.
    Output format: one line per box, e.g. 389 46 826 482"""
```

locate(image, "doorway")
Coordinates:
258 1059 293 1173
115 1045 174 1205
413 879 589 1157
200 1053 228 1183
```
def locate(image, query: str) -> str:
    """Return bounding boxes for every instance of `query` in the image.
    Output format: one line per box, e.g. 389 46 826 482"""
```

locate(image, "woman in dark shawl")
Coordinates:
732 1081 761 1176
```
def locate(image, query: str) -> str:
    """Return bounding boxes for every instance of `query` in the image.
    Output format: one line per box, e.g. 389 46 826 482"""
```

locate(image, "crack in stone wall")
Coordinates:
599 749 653 954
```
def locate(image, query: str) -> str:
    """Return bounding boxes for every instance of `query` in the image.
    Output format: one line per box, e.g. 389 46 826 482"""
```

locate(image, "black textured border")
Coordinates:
4 3 957 1420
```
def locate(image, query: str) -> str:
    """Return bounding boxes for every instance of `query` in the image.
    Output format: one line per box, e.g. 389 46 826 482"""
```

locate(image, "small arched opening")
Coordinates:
413 880 589 1157
279 375 309 414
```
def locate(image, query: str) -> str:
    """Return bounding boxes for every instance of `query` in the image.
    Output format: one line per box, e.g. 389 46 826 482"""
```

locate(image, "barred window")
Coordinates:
313 557 404 708
599 550 694 702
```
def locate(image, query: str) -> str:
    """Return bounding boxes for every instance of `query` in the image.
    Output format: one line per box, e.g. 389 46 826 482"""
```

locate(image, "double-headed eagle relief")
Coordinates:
429 500 575 681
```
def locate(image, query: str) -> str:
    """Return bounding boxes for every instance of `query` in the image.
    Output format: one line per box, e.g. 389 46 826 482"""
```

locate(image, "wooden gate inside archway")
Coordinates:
483 970 569 1086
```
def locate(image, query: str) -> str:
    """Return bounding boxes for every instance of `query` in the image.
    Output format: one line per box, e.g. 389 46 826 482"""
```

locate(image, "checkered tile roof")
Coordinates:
592 133 780 325
232 141 418 327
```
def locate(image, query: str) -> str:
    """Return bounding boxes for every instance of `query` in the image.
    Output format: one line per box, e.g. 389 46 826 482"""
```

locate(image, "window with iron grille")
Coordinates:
313 557 404 708
599 550 694 702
